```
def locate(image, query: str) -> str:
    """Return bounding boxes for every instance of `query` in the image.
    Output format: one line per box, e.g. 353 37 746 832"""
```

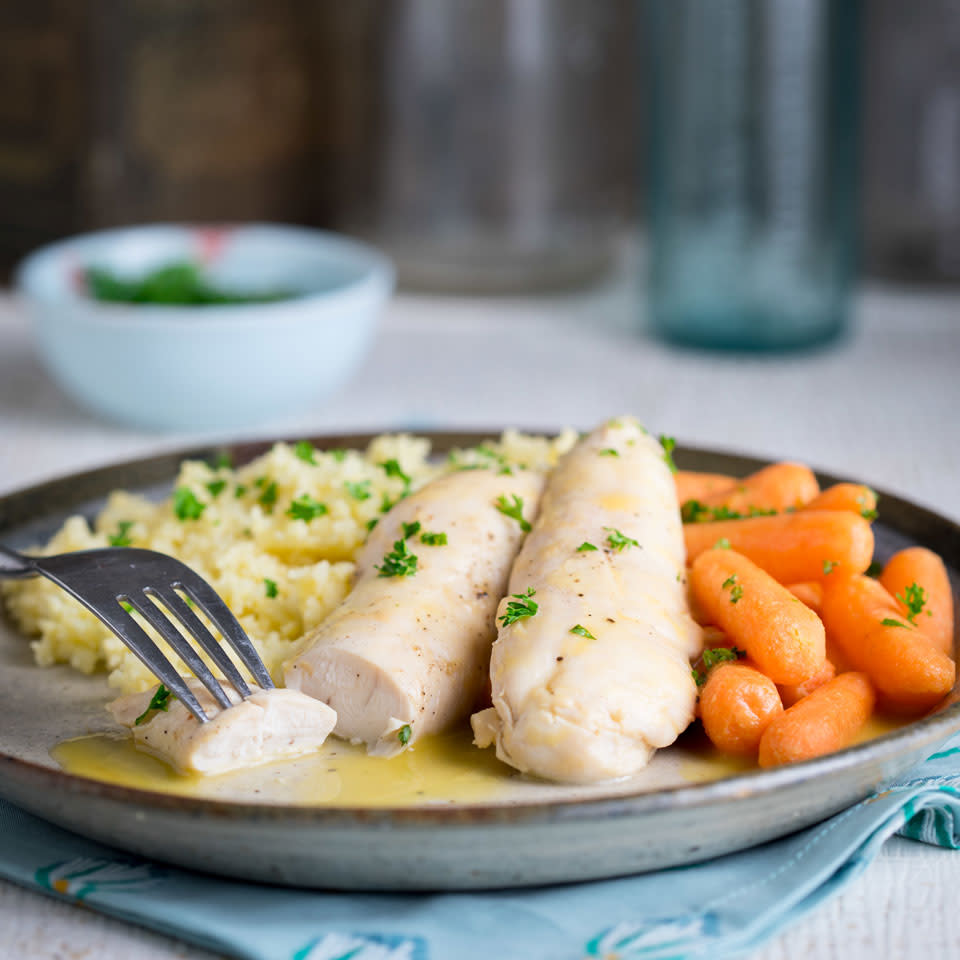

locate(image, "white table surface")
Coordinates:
1 251 959 959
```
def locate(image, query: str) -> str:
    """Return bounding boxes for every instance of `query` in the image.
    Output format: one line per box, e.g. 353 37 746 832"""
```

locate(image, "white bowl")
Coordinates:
15 224 394 432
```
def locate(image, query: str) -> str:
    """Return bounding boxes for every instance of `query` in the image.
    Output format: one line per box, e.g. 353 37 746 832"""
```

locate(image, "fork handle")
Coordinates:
0 544 38 579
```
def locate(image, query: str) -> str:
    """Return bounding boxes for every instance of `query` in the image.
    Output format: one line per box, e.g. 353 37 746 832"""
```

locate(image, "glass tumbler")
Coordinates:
646 0 860 350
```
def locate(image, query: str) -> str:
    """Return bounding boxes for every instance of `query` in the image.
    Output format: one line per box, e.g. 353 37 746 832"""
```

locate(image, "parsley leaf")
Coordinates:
211 451 233 470
714 537 732 550
366 517 379 532
258 481 278 512
380 458 412 491
206 479 227 498
499 587 538 627
234 484 247 498
722 574 744 603
377 539 418 578
294 440 317 465
599 448 619 457
692 646 746 686
134 684 174 725
173 487 206 521
286 494 328 522
604 527 639 551
577 541 598 552
896 582 927 624
264 578 278 598
397 724 412 745
570 624 596 640
823 560 837 575
420 531 447 546
495 494 531 533
108 520 134 547
345 480 372 501
659 435 678 474
881 617 908 628
401 521 421 539
329 448 348 463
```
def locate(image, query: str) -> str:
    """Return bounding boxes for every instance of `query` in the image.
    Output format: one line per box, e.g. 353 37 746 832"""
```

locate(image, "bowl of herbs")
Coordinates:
15 224 394 432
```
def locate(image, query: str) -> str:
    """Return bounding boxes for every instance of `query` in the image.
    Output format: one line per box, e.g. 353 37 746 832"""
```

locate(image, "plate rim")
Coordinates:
1 429 958 829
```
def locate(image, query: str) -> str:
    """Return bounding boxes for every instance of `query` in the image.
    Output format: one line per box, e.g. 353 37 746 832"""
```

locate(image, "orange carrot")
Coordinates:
803 483 878 519
758 672 875 767
684 510 875 584
690 549 826 684
697 462 819 514
820 574 956 712
879 547 955 656
786 581 824 614
777 658 837 707
675 470 736 505
700 661 784 755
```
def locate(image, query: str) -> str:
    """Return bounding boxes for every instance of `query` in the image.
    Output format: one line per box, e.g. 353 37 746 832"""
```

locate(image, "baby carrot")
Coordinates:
758 672 875 767
697 462 820 514
777 658 836 708
819 574 956 712
690 548 826 684
675 470 736 505
803 483 878 520
879 547 954 656
684 510 875 584
699 661 784 755
786 581 823 614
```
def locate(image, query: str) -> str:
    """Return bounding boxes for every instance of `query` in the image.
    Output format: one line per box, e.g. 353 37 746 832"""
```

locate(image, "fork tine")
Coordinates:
146 588 252 699
96 604 209 723
125 592 233 712
173 576 275 690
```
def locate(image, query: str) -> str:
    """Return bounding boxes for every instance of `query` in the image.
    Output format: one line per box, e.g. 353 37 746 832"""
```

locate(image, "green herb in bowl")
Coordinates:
84 262 293 306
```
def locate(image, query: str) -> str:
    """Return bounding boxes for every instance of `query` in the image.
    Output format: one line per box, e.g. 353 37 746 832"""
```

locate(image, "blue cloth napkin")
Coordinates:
2 735 960 960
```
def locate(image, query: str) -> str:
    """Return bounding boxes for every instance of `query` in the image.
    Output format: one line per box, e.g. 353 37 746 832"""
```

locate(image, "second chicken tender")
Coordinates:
472 418 703 783
285 468 544 755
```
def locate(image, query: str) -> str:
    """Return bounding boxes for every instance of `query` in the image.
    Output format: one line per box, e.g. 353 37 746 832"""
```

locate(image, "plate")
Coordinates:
0 432 958 891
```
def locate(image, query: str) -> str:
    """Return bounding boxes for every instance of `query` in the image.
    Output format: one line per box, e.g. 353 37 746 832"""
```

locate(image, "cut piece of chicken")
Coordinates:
284 467 545 756
108 681 337 776
472 418 703 783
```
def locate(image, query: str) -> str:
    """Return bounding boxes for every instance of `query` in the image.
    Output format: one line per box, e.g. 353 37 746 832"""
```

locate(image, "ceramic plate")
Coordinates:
0 433 957 891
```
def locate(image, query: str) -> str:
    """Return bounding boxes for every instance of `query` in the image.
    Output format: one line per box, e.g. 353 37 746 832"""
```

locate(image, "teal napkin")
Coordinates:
2 734 959 960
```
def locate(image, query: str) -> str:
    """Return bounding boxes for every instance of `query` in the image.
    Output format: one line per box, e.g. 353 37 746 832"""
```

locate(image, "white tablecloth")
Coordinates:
1 251 959 959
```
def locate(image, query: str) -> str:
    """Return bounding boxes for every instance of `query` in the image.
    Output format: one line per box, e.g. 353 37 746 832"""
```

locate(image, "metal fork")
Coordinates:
0 544 274 722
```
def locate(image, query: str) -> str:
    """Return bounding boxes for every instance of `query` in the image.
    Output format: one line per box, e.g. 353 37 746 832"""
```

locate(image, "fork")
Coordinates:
0 544 274 723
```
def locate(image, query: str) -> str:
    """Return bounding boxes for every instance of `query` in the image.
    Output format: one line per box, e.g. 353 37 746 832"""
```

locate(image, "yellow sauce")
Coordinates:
52 712 914 805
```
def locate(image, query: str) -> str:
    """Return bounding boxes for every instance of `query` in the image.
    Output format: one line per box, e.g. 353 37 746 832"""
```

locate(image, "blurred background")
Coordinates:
3 0 959 289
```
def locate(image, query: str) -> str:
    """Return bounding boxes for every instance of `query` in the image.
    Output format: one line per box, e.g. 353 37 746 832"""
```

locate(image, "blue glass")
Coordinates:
646 0 860 350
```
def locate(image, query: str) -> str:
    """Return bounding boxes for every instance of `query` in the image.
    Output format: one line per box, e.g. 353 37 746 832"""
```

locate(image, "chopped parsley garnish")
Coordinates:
134 684 174 725
659 435 678 474
345 480 372 501
499 587 538 627
254 475 267 488
173 486 206 521
234 484 247 498
294 440 317 465
286 494 328 522
401 521 422 539
692 647 745 686
577 541 598 552
604 527 638 551
380 458 412 490
366 517 379 532
722 574 743 603
860 488 878 520
570 624 596 640
108 520 134 547
681 499 776 523
206 479 227 498
420 531 447 546
476 444 514 475
380 493 397 514
211 451 233 470
896 582 928 624
329 448 348 463
599 448 619 457
823 560 837 575
714 537 732 550
397 724 412 745
377 539 418 578
881 617 908 629
495 494 531 533
264 578 278 598
258 481 278 512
